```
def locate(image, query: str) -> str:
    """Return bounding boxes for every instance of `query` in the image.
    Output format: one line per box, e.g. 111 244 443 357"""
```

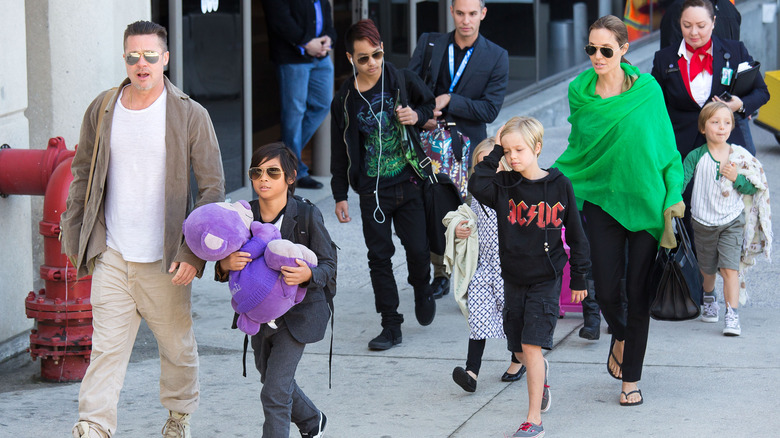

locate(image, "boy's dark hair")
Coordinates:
124 20 168 52
345 19 382 54
250 142 298 194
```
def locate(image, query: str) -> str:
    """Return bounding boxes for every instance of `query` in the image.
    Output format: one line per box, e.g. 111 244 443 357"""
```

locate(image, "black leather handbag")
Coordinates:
649 217 703 321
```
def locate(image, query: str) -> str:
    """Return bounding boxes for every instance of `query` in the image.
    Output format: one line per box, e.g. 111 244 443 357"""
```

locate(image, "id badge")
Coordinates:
721 67 733 86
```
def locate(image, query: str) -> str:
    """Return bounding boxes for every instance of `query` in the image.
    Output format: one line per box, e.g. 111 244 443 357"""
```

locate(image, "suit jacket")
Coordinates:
408 32 509 149
651 36 769 158
261 0 336 65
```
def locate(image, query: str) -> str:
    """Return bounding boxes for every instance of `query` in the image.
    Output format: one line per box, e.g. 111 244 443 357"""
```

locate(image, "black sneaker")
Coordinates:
300 411 326 438
414 288 436 326
430 277 450 299
578 325 600 340
368 327 402 350
296 176 323 189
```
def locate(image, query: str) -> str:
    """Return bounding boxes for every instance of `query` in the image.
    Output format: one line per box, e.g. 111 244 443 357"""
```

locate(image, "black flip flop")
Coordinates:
620 389 643 406
607 337 623 380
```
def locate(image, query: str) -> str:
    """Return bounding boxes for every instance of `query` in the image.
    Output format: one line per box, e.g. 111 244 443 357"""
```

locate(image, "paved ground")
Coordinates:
2 110 780 438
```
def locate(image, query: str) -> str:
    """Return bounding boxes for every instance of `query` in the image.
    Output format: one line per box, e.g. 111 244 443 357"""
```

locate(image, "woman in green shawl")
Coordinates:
554 15 684 407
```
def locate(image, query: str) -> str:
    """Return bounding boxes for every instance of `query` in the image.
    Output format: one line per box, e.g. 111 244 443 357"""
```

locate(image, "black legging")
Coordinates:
583 201 657 383
465 339 520 376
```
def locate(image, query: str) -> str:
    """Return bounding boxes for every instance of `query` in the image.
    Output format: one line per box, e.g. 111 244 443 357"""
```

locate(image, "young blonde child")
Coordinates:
451 137 524 394
469 117 591 438
682 102 760 336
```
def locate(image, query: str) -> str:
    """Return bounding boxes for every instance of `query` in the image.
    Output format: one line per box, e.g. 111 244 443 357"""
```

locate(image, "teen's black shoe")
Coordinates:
368 327 402 350
414 287 436 326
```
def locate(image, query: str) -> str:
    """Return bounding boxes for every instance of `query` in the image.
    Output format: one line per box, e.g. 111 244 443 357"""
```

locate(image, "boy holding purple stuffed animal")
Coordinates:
215 142 336 438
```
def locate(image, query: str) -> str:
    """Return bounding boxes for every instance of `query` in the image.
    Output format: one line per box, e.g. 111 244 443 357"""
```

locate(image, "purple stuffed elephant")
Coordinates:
229 222 318 335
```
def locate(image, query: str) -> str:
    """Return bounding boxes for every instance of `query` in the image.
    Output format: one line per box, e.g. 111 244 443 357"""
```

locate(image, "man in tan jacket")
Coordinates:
60 21 225 438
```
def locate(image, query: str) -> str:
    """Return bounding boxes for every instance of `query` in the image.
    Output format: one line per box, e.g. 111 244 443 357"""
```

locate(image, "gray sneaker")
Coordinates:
512 422 545 437
541 358 551 413
701 295 719 323
723 305 741 336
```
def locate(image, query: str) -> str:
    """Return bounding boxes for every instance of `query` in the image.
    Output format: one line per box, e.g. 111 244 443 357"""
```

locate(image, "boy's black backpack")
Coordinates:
294 195 339 387
293 195 338 308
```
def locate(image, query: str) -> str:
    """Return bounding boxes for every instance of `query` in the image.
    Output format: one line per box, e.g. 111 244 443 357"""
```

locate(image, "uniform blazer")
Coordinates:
408 32 509 147
651 36 769 158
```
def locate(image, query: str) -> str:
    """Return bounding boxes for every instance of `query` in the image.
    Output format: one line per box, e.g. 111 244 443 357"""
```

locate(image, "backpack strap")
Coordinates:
294 196 336 389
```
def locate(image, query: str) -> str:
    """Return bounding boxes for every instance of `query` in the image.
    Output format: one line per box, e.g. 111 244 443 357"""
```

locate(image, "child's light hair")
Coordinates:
500 116 544 156
472 137 495 170
698 101 735 133
471 136 510 171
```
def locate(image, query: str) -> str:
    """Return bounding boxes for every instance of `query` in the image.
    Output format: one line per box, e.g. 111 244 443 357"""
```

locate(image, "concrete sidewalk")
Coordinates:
3 116 780 438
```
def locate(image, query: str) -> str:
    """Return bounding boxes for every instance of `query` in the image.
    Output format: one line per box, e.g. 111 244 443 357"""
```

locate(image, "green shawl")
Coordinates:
554 64 683 242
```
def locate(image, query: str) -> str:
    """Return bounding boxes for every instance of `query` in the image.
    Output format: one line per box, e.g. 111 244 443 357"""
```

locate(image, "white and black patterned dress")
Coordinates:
467 198 506 340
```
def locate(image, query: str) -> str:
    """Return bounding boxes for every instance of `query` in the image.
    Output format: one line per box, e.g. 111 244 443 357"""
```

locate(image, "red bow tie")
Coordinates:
685 40 713 79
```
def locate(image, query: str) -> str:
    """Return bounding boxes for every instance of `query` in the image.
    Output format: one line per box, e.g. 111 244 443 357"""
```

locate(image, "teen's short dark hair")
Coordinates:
250 142 298 194
124 21 168 52
345 19 382 54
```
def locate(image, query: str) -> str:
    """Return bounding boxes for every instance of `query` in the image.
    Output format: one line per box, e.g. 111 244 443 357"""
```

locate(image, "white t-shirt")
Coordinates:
105 85 167 262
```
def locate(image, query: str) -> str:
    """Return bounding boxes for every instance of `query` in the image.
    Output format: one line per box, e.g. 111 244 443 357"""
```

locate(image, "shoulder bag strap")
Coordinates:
84 88 117 209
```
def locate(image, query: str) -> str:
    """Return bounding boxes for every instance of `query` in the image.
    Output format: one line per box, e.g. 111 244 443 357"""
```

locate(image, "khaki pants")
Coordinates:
76 247 199 436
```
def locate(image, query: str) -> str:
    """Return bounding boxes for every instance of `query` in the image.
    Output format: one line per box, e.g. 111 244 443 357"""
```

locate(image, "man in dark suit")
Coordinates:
408 0 509 299
262 0 336 189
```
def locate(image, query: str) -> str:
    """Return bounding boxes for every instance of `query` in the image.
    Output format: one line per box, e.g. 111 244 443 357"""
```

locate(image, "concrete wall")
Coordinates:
0 0 149 362
0 0 35 363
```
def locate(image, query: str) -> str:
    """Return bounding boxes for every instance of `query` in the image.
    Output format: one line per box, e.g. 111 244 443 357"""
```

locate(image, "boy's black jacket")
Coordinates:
468 144 591 290
329 61 435 202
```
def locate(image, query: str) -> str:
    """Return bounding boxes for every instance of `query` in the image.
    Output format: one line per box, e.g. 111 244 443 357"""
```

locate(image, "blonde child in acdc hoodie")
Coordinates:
468 116 591 438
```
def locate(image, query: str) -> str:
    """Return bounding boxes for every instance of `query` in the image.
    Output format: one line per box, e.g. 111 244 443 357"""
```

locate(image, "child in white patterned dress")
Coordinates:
451 137 524 393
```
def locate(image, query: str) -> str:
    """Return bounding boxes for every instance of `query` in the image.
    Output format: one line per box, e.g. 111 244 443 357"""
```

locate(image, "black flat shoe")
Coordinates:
452 366 477 392
296 176 323 189
501 365 526 382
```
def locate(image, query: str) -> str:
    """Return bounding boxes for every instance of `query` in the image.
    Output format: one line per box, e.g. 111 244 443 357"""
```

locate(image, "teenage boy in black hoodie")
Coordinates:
468 116 590 438
330 19 437 351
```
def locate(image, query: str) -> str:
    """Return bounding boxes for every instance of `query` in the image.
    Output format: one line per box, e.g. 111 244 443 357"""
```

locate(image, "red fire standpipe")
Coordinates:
0 137 93 382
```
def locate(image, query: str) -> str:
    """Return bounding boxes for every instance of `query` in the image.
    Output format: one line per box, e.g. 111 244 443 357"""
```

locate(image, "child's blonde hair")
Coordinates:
499 116 544 156
471 136 510 171
698 101 735 134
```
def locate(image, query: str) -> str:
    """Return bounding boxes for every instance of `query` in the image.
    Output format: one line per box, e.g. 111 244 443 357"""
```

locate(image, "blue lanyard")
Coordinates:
448 44 474 93
314 0 323 36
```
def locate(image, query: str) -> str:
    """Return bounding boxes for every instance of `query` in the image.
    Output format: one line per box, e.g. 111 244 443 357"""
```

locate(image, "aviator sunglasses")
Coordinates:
355 49 384 65
584 44 624 58
248 166 284 180
124 51 162 65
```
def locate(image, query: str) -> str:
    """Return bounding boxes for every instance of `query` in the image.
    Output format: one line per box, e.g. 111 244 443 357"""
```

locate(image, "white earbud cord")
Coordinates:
352 58 386 224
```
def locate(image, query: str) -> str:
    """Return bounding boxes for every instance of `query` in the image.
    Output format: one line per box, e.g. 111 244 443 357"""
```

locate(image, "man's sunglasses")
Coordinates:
248 166 284 180
356 49 384 65
584 44 624 58
124 51 162 65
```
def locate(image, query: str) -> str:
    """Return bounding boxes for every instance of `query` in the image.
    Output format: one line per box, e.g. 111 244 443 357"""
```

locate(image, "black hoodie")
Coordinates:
468 144 590 290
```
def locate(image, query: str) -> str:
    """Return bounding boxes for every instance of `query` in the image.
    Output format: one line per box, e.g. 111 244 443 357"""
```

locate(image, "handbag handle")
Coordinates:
84 88 117 209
